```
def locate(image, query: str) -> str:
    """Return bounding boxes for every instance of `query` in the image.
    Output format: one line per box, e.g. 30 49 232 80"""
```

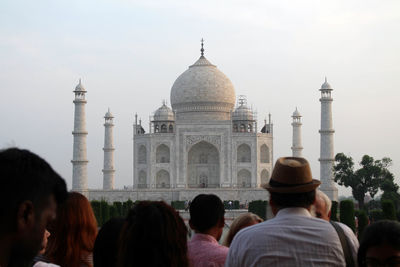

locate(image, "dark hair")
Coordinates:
0 148 67 234
117 201 188 267
46 192 98 267
93 217 125 267
270 190 316 209
358 220 400 267
189 194 225 233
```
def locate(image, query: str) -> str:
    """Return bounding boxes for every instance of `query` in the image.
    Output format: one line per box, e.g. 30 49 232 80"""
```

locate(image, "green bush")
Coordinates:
369 209 384 222
331 201 339 221
122 199 134 217
340 200 356 233
381 200 396 220
248 200 268 220
113 201 123 217
171 201 186 210
91 200 102 226
100 200 110 226
357 210 368 240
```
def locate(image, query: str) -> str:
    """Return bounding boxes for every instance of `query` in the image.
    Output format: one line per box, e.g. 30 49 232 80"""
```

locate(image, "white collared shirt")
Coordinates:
225 207 346 267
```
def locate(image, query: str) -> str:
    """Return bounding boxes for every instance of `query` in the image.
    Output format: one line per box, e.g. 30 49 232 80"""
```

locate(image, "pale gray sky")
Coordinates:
1 0 399 197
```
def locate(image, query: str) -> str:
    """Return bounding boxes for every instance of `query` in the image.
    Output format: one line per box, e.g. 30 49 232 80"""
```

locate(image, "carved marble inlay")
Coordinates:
185 135 221 151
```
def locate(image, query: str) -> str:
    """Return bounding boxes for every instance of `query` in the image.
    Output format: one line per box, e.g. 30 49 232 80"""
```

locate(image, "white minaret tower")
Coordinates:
319 77 338 201
103 108 115 190
291 107 303 157
72 79 88 192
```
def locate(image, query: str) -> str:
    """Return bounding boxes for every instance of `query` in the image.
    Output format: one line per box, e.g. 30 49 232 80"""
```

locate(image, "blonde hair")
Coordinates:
223 212 263 247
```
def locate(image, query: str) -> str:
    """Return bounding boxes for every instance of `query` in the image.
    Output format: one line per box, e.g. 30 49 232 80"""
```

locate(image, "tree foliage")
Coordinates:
333 153 394 209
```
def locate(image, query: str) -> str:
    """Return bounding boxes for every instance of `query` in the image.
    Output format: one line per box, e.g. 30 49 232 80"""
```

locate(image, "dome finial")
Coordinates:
325 76 327 83
200 38 204 57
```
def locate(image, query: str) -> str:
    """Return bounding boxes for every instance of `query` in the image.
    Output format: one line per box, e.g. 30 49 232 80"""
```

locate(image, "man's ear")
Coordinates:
17 200 35 231
269 199 278 216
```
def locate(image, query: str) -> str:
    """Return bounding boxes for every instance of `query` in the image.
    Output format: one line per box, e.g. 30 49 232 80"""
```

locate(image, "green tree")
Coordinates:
330 201 339 221
333 153 393 210
357 210 368 240
380 176 400 211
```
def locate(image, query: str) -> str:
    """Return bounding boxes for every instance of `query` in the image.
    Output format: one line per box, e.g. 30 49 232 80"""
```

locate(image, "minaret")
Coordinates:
291 107 303 157
103 108 115 190
72 79 88 192
319 77 338 201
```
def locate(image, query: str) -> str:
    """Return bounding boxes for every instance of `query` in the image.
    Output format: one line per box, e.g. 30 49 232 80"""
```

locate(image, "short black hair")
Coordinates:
189 194 225 233
270 190 316 209
358 220 400 267
0 148 68 233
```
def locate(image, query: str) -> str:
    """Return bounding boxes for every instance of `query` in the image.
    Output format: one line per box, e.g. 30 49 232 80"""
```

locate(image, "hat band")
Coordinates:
269 179 313 188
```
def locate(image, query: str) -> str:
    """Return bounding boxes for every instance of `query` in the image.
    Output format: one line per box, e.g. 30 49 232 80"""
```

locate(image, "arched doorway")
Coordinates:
156 170 170 188
187 141 219 188
260 169 269 185
238 169 251 188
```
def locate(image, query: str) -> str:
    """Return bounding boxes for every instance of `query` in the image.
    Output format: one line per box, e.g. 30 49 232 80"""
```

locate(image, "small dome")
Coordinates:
232 96 253 121
292 108 301 117
75 79 86 91
105 108 113 118
154 103 174 121
321 77 332 90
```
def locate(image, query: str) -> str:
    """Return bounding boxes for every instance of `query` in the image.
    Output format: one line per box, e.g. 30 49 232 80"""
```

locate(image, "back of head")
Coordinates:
358 220 400 267
270 190 316 210
46 192 98 267
93 217 125 267
117 201 188 267
223 212 263 247
0 148 67 234
189 194 225 233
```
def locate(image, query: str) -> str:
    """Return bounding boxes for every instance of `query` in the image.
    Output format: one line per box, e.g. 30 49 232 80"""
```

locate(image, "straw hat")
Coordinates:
263 157 321 193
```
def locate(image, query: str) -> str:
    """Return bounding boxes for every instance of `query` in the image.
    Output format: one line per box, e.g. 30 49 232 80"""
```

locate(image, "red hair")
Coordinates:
46 192 98 267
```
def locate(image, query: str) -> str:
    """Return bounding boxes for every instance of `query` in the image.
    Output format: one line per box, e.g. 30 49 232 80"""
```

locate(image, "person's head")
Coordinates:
313 190 332 221
93 217 125 267
358 220 400 267
189 194 225 240
117 201 188 267
264 157 320 214
46 192 98 267
0 148 67 266
223 212 263 247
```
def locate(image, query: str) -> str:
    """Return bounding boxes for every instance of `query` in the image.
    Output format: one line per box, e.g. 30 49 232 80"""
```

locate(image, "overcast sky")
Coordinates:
1 0 399 197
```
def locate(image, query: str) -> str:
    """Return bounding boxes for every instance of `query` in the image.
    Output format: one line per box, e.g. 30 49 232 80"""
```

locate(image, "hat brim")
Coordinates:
262 179 321 193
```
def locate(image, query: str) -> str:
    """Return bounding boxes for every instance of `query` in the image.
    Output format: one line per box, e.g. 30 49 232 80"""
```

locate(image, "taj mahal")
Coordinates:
71 41 338 203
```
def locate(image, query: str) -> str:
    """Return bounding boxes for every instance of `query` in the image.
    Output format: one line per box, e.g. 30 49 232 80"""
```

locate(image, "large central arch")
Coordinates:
187 141 220 188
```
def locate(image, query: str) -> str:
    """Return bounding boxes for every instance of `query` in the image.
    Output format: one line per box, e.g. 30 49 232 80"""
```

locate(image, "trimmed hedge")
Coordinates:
171 201 186 210
91 199 136 227
331 201 339 221
357 210 368 240
340 200 356 233
382 200 396 220
248 200 268 220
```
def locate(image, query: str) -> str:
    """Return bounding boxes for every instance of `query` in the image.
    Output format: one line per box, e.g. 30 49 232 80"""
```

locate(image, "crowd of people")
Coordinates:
1 147 400 267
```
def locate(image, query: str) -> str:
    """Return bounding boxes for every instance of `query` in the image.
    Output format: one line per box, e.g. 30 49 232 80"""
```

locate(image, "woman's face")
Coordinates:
365 243 400 267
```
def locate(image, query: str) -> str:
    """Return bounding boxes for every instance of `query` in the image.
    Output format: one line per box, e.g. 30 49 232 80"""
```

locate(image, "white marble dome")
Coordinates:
154 103 174 121
292 108 301 117
170 55 236 120
321 77 333 90
232 104 253 121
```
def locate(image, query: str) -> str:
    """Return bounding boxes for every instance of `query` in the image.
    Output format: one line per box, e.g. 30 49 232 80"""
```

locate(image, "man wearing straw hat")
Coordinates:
225 157 346 266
